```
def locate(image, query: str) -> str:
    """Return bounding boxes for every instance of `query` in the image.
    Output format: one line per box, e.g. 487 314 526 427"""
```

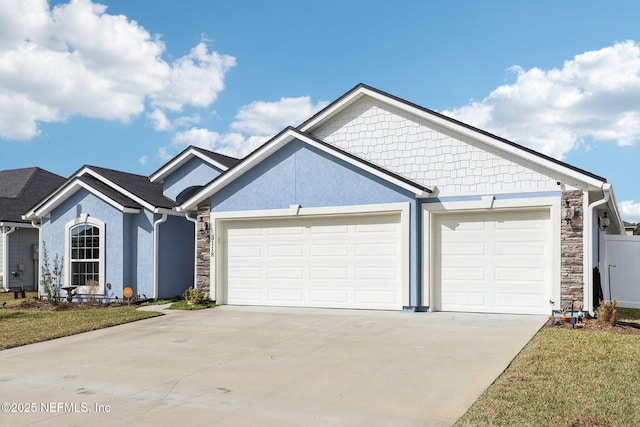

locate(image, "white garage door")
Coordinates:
222 213 403 310
435 209 551 315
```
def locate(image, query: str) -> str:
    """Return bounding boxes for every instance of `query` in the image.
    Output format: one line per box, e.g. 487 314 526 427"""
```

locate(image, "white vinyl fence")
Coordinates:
602 234 640 308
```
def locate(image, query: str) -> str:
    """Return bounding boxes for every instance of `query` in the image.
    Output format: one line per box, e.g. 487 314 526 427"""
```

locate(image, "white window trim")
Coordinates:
65 215 106 294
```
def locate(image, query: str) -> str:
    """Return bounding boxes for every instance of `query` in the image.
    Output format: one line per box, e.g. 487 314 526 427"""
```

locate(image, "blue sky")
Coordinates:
2 0 640 220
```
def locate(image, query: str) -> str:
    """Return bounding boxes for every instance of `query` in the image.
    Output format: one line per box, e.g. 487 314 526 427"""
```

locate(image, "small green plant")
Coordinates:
40 243 63 305
596 299 618 326
183 286 207 305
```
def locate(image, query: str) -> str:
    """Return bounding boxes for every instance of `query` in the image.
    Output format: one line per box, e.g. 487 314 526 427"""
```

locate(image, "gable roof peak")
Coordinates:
299 82 607 186
149 145 241 183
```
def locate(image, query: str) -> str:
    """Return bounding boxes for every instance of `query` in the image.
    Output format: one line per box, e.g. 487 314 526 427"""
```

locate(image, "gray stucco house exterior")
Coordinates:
1 167 65 292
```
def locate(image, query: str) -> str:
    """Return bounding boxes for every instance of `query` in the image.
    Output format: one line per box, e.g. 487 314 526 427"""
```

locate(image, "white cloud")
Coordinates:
0 0 234 140
442 40 640 159
138 155 148 165
231 96 329 135
161 96 329 161
147 109 171 131
171 127 268 159
619 200 640 222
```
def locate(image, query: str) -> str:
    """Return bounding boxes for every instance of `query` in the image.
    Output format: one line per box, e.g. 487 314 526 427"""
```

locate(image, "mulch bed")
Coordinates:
5 299 108 311
547 317 640 335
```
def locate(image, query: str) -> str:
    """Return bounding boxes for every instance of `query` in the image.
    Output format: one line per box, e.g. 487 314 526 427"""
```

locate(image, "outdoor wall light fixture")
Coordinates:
599 212 610 231
198 216 210 238
562 199 575 224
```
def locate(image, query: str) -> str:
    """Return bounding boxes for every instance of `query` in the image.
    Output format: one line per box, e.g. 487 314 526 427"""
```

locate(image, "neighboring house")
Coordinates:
623 221 636 236
1 168 66 292
179 83 623 315
23 146 239 301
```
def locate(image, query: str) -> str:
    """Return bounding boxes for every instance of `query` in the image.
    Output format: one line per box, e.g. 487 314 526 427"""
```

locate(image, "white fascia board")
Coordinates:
78 167 156 211
0 221 33 228
301 86 606 189
603 184 624 235
154 207 189 217
150 148 230 183
30 180 140 218
179 129 430 211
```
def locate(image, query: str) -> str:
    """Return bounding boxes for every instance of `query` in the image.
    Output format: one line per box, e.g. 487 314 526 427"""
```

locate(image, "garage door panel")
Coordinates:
442 266 486 281
310 266 349 280
442 242 487 256
228 266 262 279
356 290 399 304
311 244 349 256
267 245 304 257
495 293 545 309
356 242 397 256
437 209 551 315
228 245 262 258
267 288 305 302
228 287 262 301
267 267 304 279
310 289 350 304
494 267 545 282
494 241 545 256
443 291 486 307
224 213 402 310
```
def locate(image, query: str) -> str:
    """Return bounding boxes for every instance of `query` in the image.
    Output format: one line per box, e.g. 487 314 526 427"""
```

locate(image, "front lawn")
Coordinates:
456 309 640 426
0 303 161 350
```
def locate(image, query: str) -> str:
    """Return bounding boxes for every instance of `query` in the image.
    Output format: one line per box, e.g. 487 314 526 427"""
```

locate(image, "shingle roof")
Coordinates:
75 175 143 210
83 166 177 209
0 167 66 223
190 146 241 169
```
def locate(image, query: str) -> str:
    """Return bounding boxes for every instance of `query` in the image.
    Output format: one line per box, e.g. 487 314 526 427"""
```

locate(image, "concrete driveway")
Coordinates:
0 306 545 426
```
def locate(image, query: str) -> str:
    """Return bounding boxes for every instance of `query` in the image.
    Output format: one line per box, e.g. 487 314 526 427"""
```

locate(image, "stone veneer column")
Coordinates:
196 200 211 294
560 190 584 310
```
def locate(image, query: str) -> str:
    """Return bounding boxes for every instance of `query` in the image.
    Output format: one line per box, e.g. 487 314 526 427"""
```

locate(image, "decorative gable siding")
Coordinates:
311 98 563 195
163 157 225 202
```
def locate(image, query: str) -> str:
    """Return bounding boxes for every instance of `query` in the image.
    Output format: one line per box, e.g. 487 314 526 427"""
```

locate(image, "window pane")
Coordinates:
70 223 101 287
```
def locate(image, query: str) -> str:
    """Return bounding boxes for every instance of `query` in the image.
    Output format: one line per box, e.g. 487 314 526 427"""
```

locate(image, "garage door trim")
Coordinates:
211 202 411 308
422 195 562 313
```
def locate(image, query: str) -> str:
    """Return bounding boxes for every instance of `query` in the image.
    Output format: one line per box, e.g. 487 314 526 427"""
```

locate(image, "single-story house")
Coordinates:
178 83 623 315
1 167 66 291
23 146 239 301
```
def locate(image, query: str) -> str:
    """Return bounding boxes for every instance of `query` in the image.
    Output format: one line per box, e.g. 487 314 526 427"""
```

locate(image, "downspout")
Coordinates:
153 213 168 300
585 183 611 315
184 213 198 288
31 221 41 294
2 226 16 291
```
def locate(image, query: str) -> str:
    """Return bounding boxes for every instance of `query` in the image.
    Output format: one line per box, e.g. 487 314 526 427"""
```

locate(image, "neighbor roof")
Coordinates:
0 167 66 223
150 145 241 183
24 165 176 220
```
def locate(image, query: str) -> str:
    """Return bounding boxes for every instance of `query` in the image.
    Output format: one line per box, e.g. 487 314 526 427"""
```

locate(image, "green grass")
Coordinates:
168 300 216 310
456 309 640 427
618 307 640 322
0 306 161 350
